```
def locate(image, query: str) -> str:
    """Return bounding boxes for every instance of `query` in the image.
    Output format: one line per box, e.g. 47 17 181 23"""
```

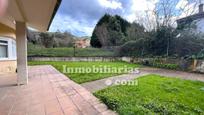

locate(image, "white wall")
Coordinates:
196 19 204 33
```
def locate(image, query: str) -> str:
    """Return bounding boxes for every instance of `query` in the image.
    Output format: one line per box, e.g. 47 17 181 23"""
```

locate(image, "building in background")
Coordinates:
177 3 204 33
74 38 90 48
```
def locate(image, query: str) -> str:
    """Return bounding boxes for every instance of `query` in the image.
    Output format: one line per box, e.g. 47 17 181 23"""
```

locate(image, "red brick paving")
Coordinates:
0 65 117 115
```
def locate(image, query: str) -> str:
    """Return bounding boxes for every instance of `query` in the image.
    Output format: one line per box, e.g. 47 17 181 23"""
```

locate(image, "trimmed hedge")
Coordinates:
151 63 179 70
141 60 179 70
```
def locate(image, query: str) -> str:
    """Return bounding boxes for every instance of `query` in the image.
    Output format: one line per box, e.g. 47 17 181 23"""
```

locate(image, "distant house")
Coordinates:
177 4 204 33
74 38 90 48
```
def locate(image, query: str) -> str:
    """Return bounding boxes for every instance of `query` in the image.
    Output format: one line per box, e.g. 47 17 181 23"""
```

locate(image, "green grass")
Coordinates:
28 43 115 57
28 61 139 84
94 74 204 115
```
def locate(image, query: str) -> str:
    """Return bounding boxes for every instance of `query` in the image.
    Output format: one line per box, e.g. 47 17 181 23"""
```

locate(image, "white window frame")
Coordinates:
0 37 16 61
0 39 9 60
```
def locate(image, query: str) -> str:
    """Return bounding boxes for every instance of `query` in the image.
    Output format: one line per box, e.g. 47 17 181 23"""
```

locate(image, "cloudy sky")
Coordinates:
49 0 199 37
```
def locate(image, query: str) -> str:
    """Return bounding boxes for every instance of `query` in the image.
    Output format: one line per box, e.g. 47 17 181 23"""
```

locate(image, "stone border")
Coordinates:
28 57 204 73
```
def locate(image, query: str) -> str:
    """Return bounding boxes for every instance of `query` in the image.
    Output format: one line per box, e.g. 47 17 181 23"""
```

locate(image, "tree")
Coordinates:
147 26 176 56
126 22 146 42
91 14 130 48
174 29 204 57
28 30 75 48
137 0 199 57
96 14 111 26
40 32 54 48
136 0 198 31
115 15 131 35
118 38 147 57
90 30 102 48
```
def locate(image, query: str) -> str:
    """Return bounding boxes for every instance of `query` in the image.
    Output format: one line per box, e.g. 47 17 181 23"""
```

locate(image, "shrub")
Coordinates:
141 59 179 70
152 63 179 70
197 49 204 59
40 32 54 48
118 39 146 57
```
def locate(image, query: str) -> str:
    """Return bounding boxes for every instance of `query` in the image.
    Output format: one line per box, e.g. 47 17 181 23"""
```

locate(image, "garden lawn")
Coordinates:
94 74 204 115
28 61 139 84
28 43 115 57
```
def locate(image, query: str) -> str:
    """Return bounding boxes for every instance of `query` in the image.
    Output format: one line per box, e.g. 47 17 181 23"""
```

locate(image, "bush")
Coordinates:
141 59 179 70
174 29 204 57
40 32 54 48
27 30 75 48
152 63 179 70
118 39 146 57
197 49 204 59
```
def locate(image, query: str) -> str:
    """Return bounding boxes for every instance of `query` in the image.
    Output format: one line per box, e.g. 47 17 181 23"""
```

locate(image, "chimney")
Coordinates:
199 4 204 13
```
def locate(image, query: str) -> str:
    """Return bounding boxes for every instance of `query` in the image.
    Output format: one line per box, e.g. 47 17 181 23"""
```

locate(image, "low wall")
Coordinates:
195 60 204 73
28 57 123 62
0 60 17 74
28 57 204 73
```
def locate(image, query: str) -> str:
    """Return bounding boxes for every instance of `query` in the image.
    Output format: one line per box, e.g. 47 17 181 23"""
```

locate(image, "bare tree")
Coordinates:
136 0 198 30
178 0 199 17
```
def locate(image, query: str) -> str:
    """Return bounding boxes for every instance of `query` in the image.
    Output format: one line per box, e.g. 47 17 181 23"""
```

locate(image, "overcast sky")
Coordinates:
49 0 198 37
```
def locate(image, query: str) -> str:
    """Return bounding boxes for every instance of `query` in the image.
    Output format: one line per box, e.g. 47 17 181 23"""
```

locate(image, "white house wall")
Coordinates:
0 37 17 74
196 19 204 33
0 37 16 60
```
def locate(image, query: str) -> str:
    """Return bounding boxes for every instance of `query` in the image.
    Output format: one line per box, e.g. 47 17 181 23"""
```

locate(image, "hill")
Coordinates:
27 30 75 48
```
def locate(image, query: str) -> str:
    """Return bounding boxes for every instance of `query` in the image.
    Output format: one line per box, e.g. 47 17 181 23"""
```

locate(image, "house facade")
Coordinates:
0 22 17 74
0 36 16 73
0 0 61 85
177 4 204 33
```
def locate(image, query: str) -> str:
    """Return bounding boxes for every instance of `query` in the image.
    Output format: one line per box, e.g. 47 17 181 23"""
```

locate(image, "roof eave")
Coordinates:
47 0 62 31
177 13 204 24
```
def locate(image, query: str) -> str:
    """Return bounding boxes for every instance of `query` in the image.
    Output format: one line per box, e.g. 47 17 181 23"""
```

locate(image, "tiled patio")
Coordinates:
0 65 116 115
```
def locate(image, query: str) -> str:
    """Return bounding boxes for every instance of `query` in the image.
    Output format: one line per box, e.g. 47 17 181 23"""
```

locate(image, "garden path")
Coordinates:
82 67 204 92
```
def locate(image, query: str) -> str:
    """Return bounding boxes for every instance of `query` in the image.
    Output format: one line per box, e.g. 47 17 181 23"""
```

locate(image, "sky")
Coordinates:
49 0 199 37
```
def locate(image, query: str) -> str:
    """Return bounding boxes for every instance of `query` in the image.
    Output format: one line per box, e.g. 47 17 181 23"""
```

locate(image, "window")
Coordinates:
12 40 16 59
0 40 8 58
